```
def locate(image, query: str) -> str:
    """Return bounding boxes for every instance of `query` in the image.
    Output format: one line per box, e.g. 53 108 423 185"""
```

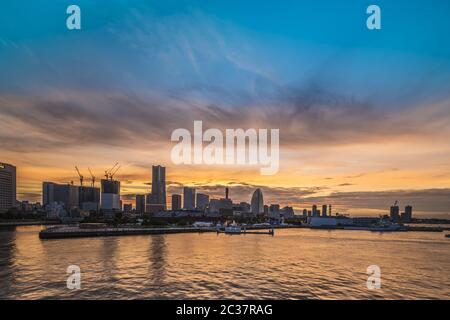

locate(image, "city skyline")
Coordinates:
0 160 443 219
1 1 450 218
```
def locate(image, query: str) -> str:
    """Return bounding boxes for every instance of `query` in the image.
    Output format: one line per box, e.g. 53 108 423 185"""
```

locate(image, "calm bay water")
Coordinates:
0 226 449 299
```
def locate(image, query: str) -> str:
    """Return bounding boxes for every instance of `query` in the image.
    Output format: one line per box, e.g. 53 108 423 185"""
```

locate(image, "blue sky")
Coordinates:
1 0 449 107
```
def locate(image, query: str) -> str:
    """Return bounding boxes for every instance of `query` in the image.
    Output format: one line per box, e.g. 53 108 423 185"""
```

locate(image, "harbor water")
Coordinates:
0 226 449 299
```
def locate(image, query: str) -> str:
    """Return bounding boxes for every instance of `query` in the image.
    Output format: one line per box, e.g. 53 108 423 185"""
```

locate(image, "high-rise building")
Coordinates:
250 188 264 216
390 204 400 221
196 193 209 210
322 204 328 217
0 163 16 212
146 193 158 205
401 205 413 222
302 209 308 217
312 204 318 217
269 204 280 218
100 179 121 210
171 194 182 211
43 182 79 211
151 165 166 209
79 186 100 212
136 194 146 213
281 206 295 218
183 187 196 210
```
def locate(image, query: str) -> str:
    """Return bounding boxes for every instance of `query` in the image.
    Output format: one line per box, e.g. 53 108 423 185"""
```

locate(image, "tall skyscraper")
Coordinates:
402 205 413 222
151 165 166 209
251 188 264 216
136 194 145 213
196 193 209 210
390 204 400 221
172 194 182 211
183 187 196 210
322 204 328 217
312 204 318 217
0 163 16 212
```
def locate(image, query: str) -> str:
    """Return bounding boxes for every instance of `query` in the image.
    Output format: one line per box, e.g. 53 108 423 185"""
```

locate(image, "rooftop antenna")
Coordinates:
75 166 84 186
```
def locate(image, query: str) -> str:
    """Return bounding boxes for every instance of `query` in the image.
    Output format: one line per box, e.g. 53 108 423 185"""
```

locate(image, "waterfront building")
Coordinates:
100 179 121 210
401 205 413 222
171 194 182 211
136 194 146 214
269 204 280 218
0 163 16 212
43 182 80 211
79 186 100 212
151 165 166 209
145 204 165 214
308 216 354 227
312 204 318 217
209 198 232 214
196 193 209 211
250 188 264 216
322 204 328 217
183 187 196 210
390 205 400 221
281 206 295 218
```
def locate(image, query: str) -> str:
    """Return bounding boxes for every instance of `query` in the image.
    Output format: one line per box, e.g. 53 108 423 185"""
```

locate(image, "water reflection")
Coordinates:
0 226 448 299
0 228 16 298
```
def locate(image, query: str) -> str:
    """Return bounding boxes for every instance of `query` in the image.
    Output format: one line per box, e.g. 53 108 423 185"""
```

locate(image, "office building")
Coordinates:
100 179 121 210
401 205 413 222
312 204 318 217
151 165 166 209
281 206 295 218
79 186 100 212
0 163 16 212
196 193 209 210
269 204 280 218
390 204 400 221
183 187 196 210
43 182 79 211
322 204 328 217
250 188 264 216
136 195 146 214
171 194 182 211
209 198 232 213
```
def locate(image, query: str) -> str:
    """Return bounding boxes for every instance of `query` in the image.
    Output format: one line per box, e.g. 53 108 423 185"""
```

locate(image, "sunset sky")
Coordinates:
1 0 450 217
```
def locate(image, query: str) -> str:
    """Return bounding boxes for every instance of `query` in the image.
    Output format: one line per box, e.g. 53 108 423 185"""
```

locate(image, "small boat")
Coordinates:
445 234 450 238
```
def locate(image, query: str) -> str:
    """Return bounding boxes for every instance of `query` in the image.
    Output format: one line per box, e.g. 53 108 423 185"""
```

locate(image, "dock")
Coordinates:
39 226 217 239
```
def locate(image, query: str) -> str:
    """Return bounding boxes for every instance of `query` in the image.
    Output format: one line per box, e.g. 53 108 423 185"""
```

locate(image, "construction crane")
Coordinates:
104 162 119 179
109 165 121 180
75 166 84 186
88 167 95 187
